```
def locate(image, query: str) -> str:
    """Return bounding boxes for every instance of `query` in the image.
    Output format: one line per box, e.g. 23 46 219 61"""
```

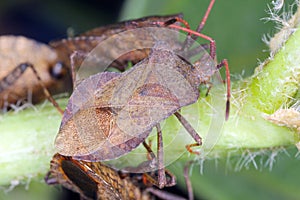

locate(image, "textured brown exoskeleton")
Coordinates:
45 153 187 200
0 35 71 111
55 0 230 189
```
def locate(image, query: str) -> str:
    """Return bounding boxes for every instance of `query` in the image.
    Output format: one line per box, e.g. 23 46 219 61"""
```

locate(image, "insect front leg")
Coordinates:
183 0 215 50
161 0 216 58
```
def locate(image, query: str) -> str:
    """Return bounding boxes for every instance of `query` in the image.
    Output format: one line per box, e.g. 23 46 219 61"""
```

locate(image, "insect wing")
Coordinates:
56 41 201 162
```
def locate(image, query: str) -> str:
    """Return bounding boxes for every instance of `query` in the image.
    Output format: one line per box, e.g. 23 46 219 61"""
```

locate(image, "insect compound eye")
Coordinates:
49 62 68 80
61 160 97 199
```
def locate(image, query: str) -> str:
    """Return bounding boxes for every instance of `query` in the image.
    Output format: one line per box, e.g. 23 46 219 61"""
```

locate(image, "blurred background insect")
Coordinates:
46 153 188 200
46 153 153 200
0 35 71 112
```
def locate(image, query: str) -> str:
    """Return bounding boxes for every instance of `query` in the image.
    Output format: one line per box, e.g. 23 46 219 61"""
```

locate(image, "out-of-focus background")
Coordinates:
0 0 300 199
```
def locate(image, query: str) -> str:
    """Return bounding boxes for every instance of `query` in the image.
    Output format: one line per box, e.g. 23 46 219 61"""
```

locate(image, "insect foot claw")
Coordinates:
186 143 201 155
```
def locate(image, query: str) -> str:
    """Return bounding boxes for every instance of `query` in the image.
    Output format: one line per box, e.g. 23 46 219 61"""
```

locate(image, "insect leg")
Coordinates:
28 63 64 114
145 187 187 200
163 0 215 52
193 0 215 38
173 111 202 155
168 24 216 59
0 63 27 93
142 169 176 188
163 16 190 29
182 0 215 50
165 19 231 119
0 63 64 114
156 124 167 188
159 10 216 58
164 169 176 187
142 141 156 161
216 59 231 120
140 141 176 188
204 82 213 97
44 171 58 185
184 161 194 200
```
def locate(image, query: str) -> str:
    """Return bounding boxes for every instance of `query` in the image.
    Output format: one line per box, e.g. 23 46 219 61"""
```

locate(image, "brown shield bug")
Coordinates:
54 0 230 188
